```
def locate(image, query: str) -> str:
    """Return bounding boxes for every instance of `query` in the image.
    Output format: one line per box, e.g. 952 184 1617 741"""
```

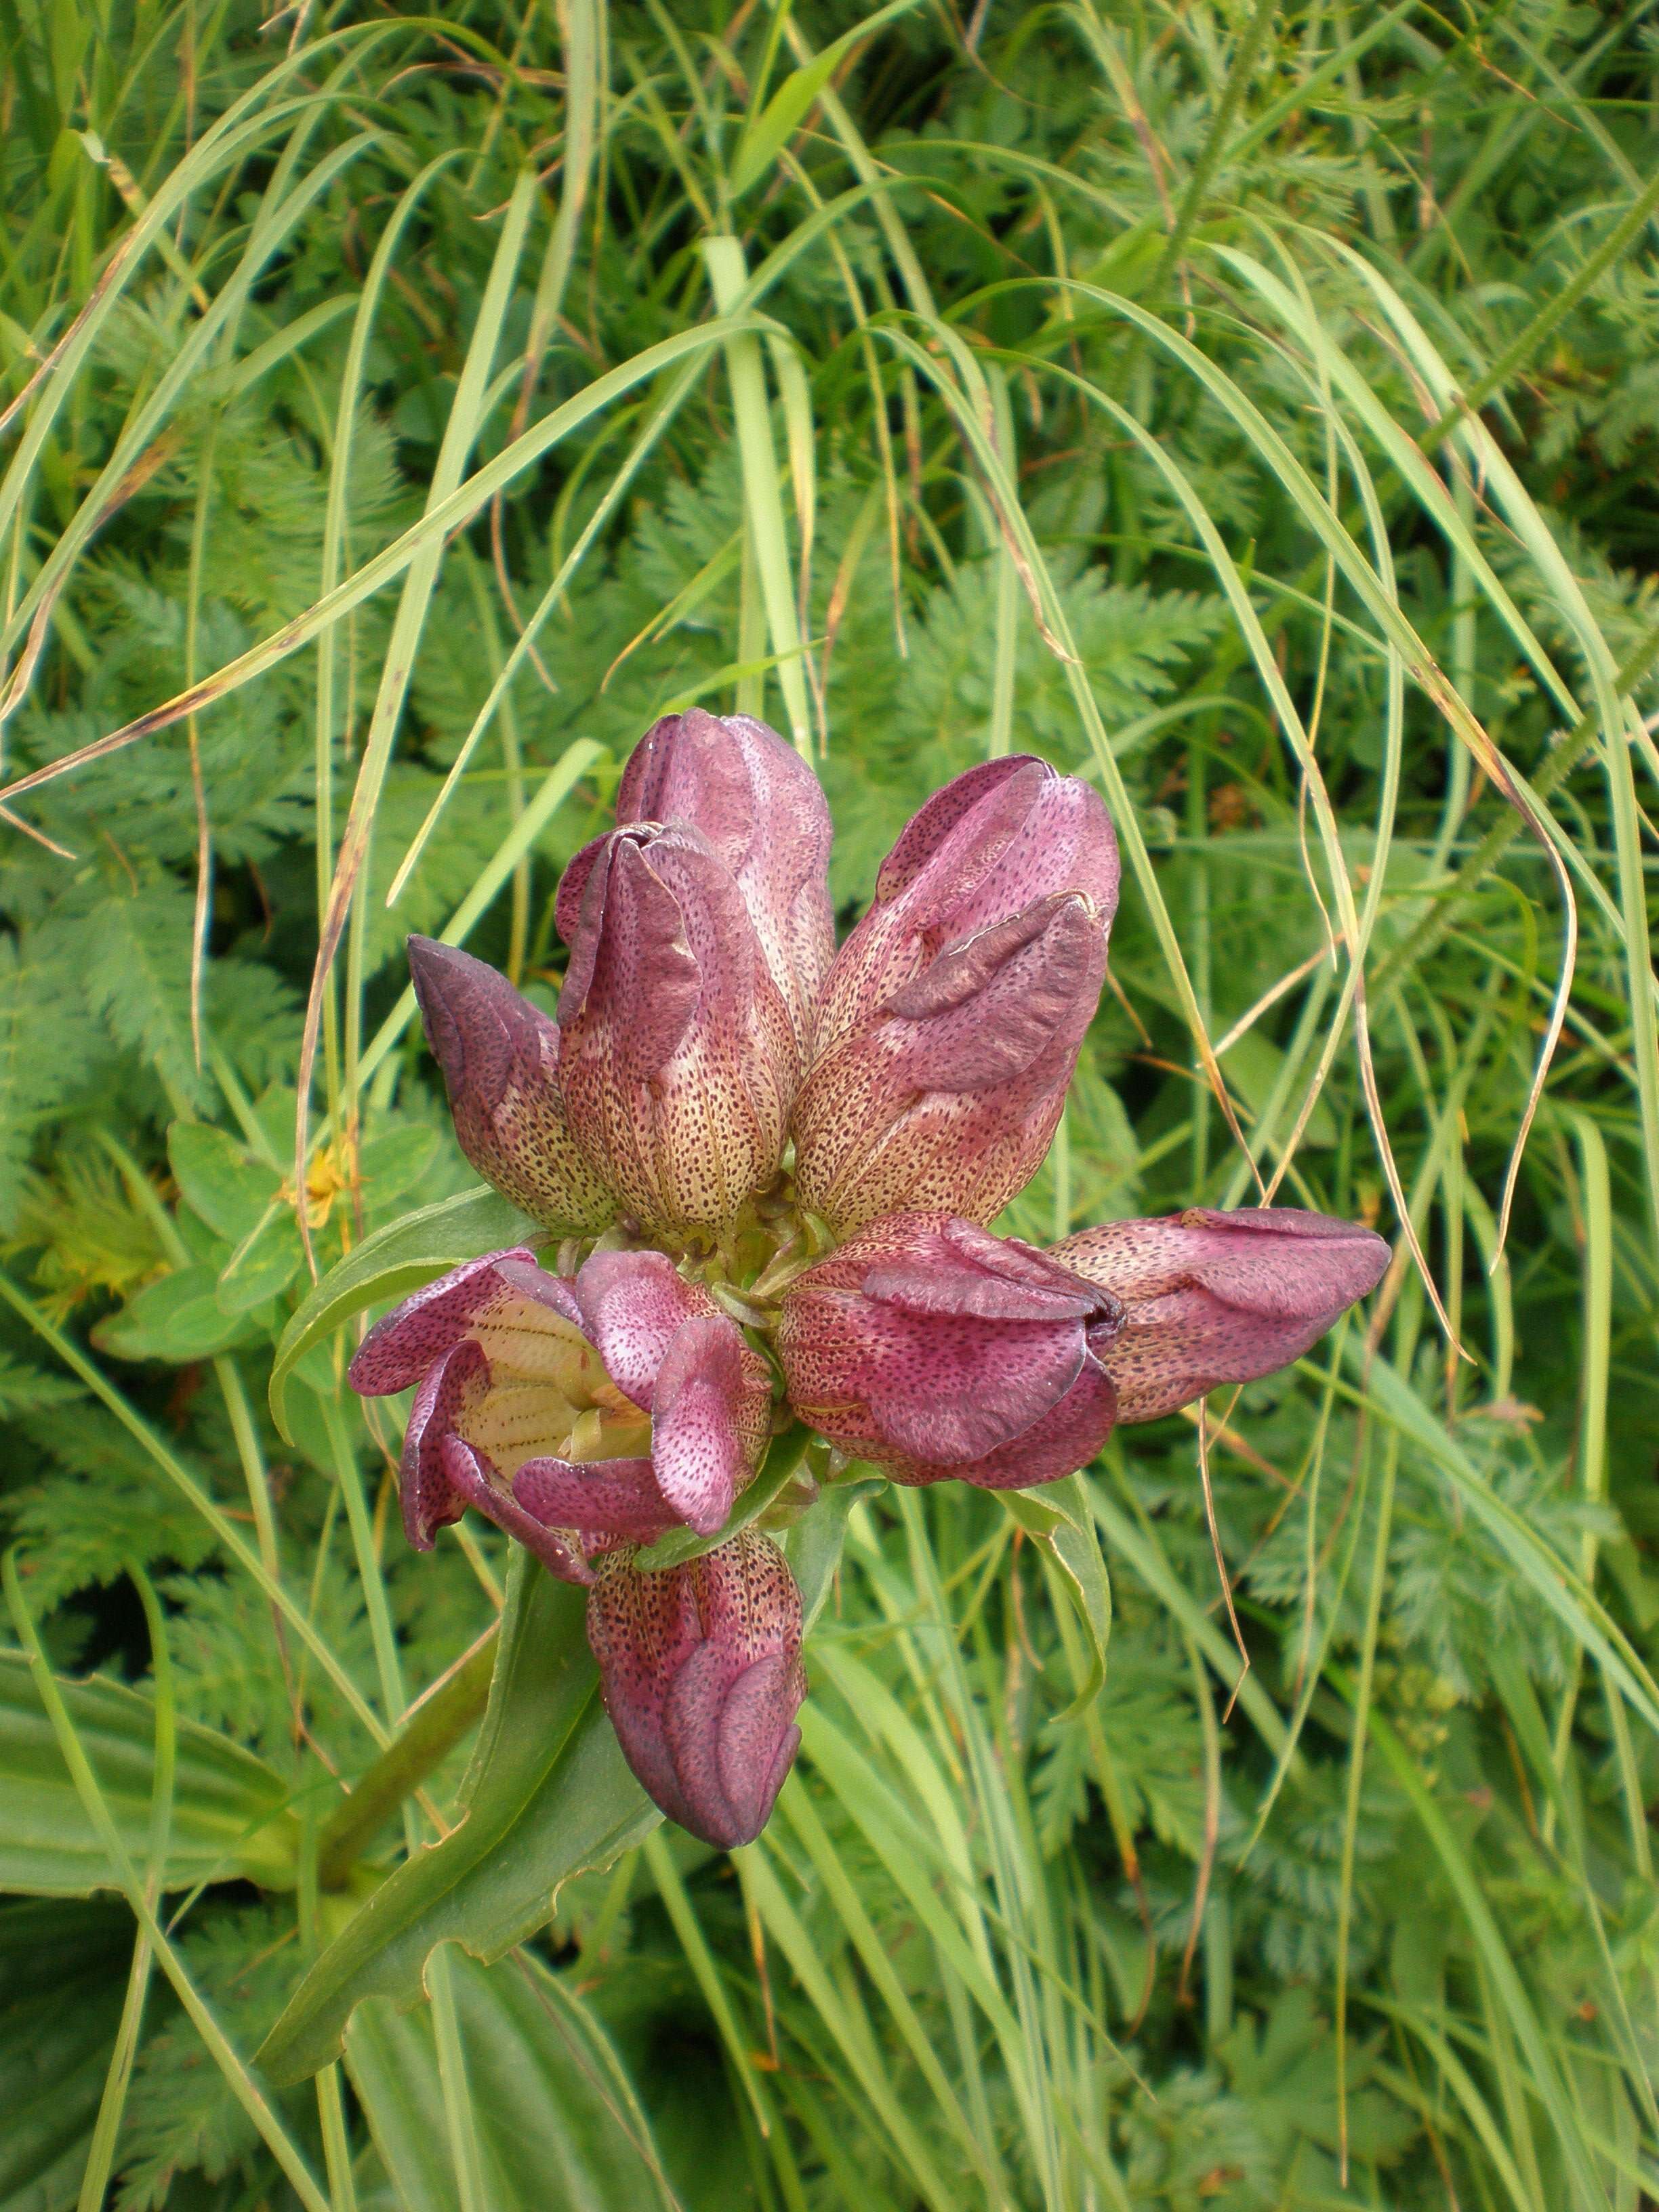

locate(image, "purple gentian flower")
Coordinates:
349 714 1389 1849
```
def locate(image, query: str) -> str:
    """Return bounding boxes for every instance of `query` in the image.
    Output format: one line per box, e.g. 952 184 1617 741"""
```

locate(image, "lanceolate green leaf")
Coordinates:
346 1947 675 2212
0 1902 131 2211
0 1653 296 1895
258 1554 656 2084
268 1186 541 1441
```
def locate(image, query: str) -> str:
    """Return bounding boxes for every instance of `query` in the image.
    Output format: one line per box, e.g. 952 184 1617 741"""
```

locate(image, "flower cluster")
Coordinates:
354 709 1389 1847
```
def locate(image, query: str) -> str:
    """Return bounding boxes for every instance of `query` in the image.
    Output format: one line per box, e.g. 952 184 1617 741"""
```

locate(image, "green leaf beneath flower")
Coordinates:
256 1553 657 2085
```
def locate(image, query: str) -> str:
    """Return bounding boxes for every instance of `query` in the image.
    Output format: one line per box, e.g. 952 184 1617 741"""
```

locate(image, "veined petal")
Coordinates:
348 1248 539 1395
587 1532 805 1848
1053 1206 1391 1421
407 938 615 1231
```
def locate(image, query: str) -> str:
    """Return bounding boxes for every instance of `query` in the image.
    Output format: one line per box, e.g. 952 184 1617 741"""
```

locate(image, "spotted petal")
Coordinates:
407 938 615 1231
777 1212 1122 1486
586 1532 805 1848
1052 1206 1391 1421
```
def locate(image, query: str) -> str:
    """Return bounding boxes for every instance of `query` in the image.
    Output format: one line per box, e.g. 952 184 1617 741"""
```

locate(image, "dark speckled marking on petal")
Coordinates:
649 1312 751 1535
348 1249 535 1395
586 1533 804 1848
777 1212 1122 1483
572 1248 703 1412
406 939 615 1231
1052 1206 1391 1422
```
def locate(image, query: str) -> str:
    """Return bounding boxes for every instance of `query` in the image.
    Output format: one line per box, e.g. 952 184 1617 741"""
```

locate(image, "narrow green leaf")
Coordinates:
1002 1473 1111 1717
728 0 925 197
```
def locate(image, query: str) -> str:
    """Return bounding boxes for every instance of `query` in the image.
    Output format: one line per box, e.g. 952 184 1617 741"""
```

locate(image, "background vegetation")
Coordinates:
2 1 1658 2205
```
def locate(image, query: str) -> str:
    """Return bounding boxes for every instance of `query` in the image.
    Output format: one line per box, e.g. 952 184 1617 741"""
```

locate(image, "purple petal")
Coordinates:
663 1647 804 1848
556 823 796 1233
777 1214 1122 1471
794 890 1107 1232
881 896 1106 1091
1054 1206 1391 1422
351 1249 536 1395
813 756 1119 1061
860 1214 1110 1324
405 939 614 1231
399 1337 491 1549
587 1533 804 1848
649 1313 752 1536
439 1435 594 1584
586 1551 705 1833
571 1248 704 1412
558 833 701 1073
614 710 834 1049
873 756 1050 905
886 1354 1118 1489
512 1456 680 1544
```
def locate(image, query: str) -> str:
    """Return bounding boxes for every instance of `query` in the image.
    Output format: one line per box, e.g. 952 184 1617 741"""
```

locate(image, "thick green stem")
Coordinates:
316 1625 499 1889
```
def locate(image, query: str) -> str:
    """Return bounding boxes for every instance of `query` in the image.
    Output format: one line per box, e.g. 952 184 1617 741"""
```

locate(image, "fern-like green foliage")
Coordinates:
3 3 1658 2207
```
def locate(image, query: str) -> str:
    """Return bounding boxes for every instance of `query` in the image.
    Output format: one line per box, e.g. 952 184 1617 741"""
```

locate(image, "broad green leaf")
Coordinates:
168 1119 281 1242
92 1263 260 1363
258 1554 656 2083
268 1185 540 1441
0 1652 297 1894
1002 1473 1111 1717
217 1206 305 1313
347 1947 674 2212
357 1122 441 1214
0 1900 131 2211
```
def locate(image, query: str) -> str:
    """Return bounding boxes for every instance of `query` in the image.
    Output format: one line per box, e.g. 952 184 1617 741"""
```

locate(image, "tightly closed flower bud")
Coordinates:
598 709 834 1055
555 823 798 1233
587 1531 806 1849
407 938 615 1231
349 1247 772 1581
1050 1206 1391 1422
793 757 1118 1231
776 1212 1123 1489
